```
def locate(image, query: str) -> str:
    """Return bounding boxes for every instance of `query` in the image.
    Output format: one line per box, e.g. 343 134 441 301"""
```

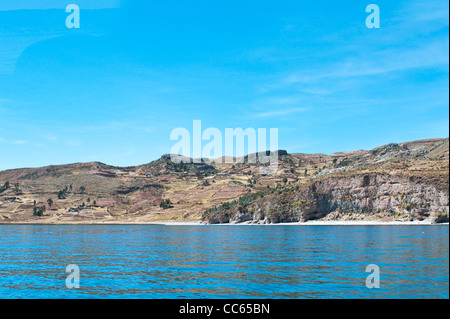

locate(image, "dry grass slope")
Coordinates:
0 138 448 224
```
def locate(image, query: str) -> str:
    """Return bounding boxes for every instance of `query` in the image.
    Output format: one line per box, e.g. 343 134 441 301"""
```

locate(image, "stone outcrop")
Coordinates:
204 173 449 224
1 138 447 224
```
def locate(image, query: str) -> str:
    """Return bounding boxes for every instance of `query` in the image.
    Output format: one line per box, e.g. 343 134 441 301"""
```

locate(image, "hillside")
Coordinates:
0 138 448 224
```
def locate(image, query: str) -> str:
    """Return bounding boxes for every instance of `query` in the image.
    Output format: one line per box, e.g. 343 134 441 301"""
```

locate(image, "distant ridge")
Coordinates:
0 138 448 224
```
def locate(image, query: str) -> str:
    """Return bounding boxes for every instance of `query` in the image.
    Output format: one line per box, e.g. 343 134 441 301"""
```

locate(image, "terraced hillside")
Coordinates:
0 138 448 224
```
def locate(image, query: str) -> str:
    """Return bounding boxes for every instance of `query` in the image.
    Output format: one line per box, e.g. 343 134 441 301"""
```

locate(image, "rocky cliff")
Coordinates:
1 137 448 224
204 172 449 224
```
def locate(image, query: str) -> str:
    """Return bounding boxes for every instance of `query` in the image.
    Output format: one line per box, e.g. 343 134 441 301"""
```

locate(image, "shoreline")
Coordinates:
0 220 448 226
165 220 449 226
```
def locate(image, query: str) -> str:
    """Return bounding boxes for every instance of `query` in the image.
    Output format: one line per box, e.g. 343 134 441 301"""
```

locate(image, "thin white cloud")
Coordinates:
0 0 121 10
12 140 27 145
396 0 449 24
83 121 155 133
0 138 29 145
254 0 449 98
284 39 448 86
254 107 307 118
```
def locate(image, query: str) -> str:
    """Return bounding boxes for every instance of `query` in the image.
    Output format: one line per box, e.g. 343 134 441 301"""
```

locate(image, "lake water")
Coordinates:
0 225 448 299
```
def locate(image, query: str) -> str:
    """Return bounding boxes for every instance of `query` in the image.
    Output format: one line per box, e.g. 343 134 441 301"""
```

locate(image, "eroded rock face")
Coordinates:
204 173 449 224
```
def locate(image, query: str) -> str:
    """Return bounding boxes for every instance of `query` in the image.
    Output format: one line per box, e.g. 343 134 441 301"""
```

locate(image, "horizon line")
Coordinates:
1 136 447 173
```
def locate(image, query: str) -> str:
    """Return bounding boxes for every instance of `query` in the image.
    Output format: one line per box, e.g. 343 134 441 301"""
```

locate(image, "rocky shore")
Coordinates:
203 172 449 224
1 138 448 225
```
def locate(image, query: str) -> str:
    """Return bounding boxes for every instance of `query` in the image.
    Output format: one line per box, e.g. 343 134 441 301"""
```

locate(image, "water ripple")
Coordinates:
0 225 448 298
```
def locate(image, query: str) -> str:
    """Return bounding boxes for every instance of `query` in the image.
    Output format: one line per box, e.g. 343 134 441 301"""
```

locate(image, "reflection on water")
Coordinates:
0 225 448 298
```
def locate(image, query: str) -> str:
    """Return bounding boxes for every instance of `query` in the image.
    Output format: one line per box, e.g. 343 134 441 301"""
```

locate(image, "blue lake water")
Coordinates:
0 225 448 299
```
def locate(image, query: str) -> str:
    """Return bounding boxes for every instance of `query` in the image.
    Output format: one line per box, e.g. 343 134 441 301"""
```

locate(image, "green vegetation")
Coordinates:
57 184 75 199
196 172 204 180
168 160 189 172
33 205 46 217
58 190 66 199
404 202 417 211
160 199 172 209
13 183 21 195
20 171 39 180
0 182 10 194
205 188 276 216
337 158 352 167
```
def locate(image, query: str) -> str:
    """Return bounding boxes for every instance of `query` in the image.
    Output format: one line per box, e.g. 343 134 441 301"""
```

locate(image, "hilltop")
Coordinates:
0 138 448 224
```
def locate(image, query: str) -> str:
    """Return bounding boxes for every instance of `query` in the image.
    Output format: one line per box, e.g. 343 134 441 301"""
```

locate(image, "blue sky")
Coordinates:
0 0 448 170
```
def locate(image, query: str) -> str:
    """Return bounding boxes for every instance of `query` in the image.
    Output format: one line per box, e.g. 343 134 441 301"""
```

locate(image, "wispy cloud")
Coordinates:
396 0 449 24
12 140 28 145
0 137 28 145
253 1 448 98
0 0 120 10
83 120 155 134
254 107 307 118
282 40 448 86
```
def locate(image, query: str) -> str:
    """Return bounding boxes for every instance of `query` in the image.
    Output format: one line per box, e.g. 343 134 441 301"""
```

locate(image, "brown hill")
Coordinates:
0 138 448 224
